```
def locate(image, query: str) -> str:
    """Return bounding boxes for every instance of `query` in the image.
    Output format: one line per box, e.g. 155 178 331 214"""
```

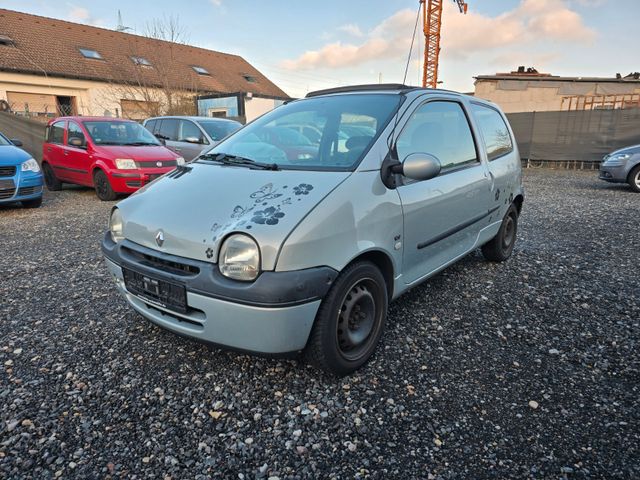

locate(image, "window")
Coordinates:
471 103 513 161
157 119 178 141
192 66 210 75
83 121 160 146
397 101 478 171
242 74 257 83
198 120 241 141
0 34 15 46
48 121 65 144
131 56 151 66
144 119 158 134
67 122 86 147
79 48 103 59
178 120 205 143
207 94 401 171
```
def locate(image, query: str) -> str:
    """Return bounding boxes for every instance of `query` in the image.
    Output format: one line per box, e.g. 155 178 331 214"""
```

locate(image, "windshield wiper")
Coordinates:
198 153 279 171
123 142 159 146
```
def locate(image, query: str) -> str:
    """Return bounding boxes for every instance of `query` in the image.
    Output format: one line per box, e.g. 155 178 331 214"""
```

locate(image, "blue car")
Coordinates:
0 132 44 208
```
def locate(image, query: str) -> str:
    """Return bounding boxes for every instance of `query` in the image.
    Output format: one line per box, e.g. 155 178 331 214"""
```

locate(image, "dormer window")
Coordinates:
242 74 257 83
79 48 103 59
0 35 15 47
131 56 151 66
192 66 210 76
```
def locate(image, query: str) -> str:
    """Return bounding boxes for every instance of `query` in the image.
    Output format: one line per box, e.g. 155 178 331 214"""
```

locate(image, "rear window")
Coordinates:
471 104 513 161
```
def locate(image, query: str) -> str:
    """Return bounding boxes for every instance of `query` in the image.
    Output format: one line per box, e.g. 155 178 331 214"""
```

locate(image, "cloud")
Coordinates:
67 5 103 26
210 0 222 6
338 23 364 37
282 0 595 70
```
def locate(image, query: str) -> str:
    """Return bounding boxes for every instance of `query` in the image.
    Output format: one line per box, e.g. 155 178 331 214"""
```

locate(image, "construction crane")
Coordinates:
420 0 468 88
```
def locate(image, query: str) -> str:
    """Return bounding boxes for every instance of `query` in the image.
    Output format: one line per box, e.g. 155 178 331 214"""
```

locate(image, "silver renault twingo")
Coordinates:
102 84 524 375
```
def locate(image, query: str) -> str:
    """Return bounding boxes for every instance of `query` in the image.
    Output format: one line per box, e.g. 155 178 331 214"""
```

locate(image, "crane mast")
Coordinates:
421 0 468 88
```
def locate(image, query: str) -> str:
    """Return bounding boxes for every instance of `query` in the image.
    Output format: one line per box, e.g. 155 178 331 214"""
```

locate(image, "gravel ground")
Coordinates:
0 170 638 479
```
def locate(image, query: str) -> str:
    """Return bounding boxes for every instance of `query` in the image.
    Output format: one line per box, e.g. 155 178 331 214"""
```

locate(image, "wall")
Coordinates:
0 112 46 161
244 96 285 122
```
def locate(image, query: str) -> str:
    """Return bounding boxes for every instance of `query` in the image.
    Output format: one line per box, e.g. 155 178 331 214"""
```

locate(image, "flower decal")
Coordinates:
293 183 314 196
205 247 214 259
251 206 285 225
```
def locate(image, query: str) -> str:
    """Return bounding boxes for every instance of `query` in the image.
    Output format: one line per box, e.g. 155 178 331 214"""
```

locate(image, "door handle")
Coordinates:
47 147 52 152
63 150 69 156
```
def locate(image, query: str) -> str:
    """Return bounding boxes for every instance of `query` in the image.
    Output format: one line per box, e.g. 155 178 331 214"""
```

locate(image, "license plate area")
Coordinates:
122 268 187 314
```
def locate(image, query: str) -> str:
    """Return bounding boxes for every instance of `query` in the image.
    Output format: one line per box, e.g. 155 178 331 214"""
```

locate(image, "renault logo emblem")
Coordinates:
155 230 164 247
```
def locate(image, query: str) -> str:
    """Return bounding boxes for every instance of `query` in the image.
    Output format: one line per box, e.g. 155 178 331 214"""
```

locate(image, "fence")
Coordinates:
0 112 46 162
507 107 640 169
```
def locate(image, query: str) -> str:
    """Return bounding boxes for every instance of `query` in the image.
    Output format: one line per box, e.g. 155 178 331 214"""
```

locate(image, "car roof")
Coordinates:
48 116 137 124
144 116 241 124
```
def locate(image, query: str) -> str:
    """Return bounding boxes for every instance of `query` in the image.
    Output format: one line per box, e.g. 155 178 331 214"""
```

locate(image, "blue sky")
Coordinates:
2 0 637 97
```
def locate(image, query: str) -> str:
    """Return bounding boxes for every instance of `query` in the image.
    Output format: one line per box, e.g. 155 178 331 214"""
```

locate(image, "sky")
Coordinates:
1 0 637 98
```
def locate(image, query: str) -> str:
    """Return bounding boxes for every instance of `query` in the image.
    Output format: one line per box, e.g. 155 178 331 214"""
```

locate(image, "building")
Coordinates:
0 8 289 122
474 67 640 113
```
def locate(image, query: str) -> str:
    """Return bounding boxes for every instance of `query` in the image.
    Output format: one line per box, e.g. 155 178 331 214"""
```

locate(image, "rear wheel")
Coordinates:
42 163 62 191
93 169 117 201
22 197 42 208
627 165 640 193
304 261 388 376
482 204 518 262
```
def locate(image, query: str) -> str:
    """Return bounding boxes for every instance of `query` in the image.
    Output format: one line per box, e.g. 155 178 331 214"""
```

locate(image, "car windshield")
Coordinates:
0 134 11 146
206 94 402 171
198 120 242 141
83 121 161 146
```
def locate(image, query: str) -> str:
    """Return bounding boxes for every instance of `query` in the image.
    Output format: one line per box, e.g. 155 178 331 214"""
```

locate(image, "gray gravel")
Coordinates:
0 171 638 479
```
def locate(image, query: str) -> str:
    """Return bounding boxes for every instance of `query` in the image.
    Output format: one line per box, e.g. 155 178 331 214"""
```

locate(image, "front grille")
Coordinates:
17 186 42 196
136 160 177 168
0 166 16 177
121 246 200 276
0 188 15 199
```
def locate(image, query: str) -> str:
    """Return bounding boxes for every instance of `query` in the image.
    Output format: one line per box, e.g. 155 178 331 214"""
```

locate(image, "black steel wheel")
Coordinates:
93 169 117 201
304 261 388 376
628 165 640 193
42 163 62 191
481 204 519 262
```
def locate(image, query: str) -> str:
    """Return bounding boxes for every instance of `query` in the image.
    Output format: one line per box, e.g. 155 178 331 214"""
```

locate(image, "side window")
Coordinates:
179 120 204 143
471 104 513 161
157 119 178 141
145 119 157 134
67 122 86 147
48 121 65 144
397 101 478 171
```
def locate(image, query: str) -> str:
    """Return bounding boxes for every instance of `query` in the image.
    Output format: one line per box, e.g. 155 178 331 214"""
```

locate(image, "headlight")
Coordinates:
21 158 40 173
109 208 125 243
115 158 137 169
606 153 631 165
176 157 186 166
218 234 260 281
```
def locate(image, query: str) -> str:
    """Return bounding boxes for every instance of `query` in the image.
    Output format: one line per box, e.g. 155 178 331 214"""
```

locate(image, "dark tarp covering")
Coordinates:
506 107 640 164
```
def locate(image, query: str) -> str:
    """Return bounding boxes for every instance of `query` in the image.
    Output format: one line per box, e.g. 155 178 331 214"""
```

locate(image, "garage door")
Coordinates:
6 92 57 115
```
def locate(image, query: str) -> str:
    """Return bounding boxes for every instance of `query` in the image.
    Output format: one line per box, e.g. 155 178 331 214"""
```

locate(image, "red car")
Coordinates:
42 117 184 200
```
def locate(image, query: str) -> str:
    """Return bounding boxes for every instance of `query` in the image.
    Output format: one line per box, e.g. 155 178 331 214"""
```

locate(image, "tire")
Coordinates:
482 204 518 262
42 163 62 191
627 165 640 193
304 261 388 376
22 197 42 208
93 169 117 201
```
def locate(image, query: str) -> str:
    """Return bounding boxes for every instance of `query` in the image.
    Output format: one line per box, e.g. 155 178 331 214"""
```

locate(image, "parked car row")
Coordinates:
0 132 43 208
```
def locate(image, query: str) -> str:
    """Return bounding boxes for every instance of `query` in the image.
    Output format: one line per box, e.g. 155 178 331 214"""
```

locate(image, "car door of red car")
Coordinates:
45 120 69 180
64 121 92 185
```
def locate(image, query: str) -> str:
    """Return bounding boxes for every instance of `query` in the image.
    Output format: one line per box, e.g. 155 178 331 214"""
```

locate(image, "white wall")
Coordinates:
244 96 284 122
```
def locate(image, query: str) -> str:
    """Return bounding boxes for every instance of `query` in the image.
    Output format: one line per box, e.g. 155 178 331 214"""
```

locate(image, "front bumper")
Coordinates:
599 164 627 183
101 233 337 354
109 167 174 193
0 169 43 204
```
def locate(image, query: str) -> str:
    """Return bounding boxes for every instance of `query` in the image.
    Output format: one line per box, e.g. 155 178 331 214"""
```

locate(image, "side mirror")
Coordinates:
392 153 441 181
10 138 23 147
68 137 85 148
183 136 202 144
154 133 168 145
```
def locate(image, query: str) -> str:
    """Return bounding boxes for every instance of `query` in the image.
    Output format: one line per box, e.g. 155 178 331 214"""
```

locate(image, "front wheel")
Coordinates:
304 261 388 376
482 204 518 262
93 169 117 201
43 163 62 191
627 165 640 193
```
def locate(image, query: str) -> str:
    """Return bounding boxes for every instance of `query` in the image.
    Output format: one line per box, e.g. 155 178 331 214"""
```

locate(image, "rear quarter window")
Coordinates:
471 104 513 161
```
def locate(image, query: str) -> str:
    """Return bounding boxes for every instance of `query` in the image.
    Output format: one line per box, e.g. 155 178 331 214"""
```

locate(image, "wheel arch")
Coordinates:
345 249 395 299
513 194 524 214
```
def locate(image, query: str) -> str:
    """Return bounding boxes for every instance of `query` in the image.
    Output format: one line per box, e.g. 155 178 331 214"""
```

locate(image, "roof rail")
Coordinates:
306 84 418 98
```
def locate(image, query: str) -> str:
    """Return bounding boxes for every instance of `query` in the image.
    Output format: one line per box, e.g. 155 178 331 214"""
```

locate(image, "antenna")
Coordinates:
116 10 132 32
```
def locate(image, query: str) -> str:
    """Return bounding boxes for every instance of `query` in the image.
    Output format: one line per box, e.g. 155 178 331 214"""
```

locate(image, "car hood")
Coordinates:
608 144 640 156
93 145 178 161
0 145 32 165
117 163 351 269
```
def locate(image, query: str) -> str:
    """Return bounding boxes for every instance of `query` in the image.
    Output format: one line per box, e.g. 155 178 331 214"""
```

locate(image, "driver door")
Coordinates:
395 99 493 285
